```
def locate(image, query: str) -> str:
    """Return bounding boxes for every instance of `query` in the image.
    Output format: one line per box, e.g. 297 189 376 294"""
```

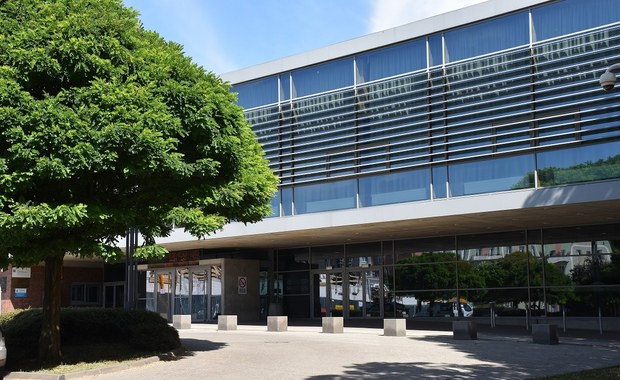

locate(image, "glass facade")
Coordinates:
144 264 223 323
222 0 620 326
234 0 620 217
272 224 620 320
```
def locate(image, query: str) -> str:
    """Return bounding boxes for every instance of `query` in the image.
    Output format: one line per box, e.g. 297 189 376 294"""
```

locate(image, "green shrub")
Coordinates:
0 308 180 368
2 309 43 364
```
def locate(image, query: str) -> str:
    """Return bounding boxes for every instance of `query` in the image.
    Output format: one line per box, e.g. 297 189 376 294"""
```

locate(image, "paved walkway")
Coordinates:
47 322 620 380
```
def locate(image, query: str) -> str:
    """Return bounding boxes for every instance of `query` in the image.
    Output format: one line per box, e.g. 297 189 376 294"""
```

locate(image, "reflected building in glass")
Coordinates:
139 0 620 330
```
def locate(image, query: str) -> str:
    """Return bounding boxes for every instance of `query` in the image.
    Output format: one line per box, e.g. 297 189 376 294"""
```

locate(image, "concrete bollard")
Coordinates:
267 316 288 332
453 320 477 340
217 315 238 331
532 324 559 345
384 318 406 336
172 315 192 329
322 316 344 333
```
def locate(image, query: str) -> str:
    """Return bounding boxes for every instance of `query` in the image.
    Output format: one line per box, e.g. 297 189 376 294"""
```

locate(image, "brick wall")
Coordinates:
0 263 104 312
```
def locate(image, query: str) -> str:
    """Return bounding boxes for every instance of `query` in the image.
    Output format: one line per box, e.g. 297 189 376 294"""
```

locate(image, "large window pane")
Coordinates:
268 191 280 218
311 245 345 270
233 76 278 109
432 165 447 199
294 179 356 214
281 187 293 216
395 237 457 314
359 168 430 207
445 12 529 62
279 73 290 101
174 269 189 315
278 248 310 271
356 39 425 83
292 58 353 98
428 34 443 67
532 0 620 42
449 154 535 197
346 242 382 267
210 266 222 318
537 141 620 186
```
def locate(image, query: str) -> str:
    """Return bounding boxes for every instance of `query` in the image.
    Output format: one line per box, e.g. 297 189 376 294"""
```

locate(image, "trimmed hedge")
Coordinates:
0 308 180 367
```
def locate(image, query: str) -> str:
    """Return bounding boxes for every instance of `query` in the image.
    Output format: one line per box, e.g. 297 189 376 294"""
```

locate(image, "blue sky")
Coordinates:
122 0 487 75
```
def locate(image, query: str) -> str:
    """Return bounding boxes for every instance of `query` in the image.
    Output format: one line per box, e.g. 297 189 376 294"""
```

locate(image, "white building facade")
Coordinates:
139 0 620 329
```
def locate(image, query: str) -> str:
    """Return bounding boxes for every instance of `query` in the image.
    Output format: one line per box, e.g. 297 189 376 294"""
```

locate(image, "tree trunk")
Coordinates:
39 254 64 366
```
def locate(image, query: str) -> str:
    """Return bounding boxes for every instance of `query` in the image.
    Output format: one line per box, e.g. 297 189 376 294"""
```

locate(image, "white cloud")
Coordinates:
368 0 489 33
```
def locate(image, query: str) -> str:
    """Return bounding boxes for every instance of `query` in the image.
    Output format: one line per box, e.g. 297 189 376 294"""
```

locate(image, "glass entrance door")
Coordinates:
145 265 226 322
210 265 222 319
313 271 347 317
313 268 382 318
363 269 382 317
191 269 208 322
328 272 344 316
155 271 172 321
313 272 343 317
347 271 363 317
345 270 382 318
174 268 190 315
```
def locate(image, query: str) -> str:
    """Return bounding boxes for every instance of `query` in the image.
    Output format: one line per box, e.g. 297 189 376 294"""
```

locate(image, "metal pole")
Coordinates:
124 228 138 310
592 241 603 335
525 230 532 330
562 305 566 332
454 235 461 319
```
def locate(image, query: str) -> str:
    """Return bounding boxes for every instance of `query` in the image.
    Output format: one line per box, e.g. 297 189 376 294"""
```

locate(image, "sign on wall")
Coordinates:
14 288 27 298
12 267 31 278
238 276 247 295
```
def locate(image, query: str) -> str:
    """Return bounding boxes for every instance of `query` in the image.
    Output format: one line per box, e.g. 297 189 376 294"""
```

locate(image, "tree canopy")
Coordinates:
0 0 278 266
0 0 277 364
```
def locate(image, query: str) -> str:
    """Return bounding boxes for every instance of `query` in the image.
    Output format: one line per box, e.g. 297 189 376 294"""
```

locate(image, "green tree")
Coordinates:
0 0 277 365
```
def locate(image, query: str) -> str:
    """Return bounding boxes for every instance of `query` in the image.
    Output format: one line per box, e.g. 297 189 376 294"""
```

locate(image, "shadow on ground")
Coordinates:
170 339 227 360
307 333 620 380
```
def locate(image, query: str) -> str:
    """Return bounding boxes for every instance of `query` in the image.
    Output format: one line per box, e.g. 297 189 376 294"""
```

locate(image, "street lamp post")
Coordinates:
599 63 620 91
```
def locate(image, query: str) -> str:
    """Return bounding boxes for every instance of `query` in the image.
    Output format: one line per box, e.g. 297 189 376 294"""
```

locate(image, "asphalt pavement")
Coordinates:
5 321 620 380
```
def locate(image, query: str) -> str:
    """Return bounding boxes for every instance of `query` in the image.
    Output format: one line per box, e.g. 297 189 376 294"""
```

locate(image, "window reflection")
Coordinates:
356 39 425 83
274 225 620 319
211 265 222 319
532 0 620 42
449 154 535 196
445 12 528 62
359 169 430 207
294 179 356 214
537 141 620 186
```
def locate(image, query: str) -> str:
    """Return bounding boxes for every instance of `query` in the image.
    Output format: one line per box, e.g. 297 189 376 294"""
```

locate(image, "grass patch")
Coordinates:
536 365 620 379
11 343 164 374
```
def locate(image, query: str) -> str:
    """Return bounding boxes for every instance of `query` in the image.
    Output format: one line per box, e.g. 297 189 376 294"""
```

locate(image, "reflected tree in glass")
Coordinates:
570 247 620 316
475 252 571 313
395 252 482 316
